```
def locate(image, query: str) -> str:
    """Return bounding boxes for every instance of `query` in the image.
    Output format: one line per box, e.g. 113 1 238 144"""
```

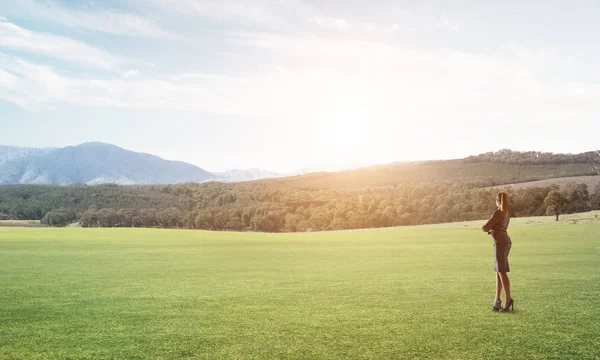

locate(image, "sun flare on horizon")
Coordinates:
1 0 599 171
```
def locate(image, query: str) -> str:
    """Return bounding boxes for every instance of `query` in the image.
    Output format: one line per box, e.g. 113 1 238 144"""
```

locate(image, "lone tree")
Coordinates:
544 190 570 221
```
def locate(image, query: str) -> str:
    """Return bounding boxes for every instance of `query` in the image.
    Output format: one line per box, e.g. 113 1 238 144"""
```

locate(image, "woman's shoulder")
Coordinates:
492 209 504 217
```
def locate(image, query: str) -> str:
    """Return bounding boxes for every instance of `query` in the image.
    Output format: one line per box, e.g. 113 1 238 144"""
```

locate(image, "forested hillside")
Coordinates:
265 149 599 189
1 150 599 231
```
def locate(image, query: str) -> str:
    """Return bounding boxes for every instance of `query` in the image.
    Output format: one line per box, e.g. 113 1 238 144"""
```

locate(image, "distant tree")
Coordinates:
21 205 44 220
156 209 170 228
213 210 230 230
284 213 303 232
432 204 451 223
195 211 214 230
346 211 363 229
41 209 77 227
591 184 600 209
380 211 394 228
182 212 197 229
396 213 413 226
515 186 554 216
564 184 590 213
80 208 99 227
97 208 118 227
327 218 348 231
225 217 243 231
131 216 143 228
544 191 570 221
252 212 284 232
333 205 347 220
296 220 315 232
308 208 332 230
139 209 157 227
241 208 255 228
116 209 134 227
295 206 308 218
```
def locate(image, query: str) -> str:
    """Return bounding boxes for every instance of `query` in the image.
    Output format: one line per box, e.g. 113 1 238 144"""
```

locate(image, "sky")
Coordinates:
1 0 600 173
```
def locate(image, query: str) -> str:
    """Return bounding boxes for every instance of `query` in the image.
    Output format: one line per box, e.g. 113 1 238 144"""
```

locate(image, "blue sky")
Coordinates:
1 0 599 172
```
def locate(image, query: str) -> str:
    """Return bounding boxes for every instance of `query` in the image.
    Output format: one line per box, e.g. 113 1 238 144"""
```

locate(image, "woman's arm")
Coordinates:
482 210 503 233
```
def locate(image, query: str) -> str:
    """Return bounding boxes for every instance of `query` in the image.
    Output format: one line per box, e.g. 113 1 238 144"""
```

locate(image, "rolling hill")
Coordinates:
263 150 600 189
488 175 600 191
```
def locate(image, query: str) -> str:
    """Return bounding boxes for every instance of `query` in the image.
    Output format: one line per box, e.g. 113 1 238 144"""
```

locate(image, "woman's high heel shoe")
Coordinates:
499 299 514 312
491 299 502 311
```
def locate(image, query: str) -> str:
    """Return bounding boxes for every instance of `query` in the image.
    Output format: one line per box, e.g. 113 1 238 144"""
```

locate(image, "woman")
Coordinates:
482 192 514 312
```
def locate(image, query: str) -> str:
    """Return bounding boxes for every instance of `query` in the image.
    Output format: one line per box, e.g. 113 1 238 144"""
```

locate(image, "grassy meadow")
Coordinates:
1 212 599 359
0 220 46 228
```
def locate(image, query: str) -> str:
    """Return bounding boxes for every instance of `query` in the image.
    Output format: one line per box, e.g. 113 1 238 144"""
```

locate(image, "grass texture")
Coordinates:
1 213 599 359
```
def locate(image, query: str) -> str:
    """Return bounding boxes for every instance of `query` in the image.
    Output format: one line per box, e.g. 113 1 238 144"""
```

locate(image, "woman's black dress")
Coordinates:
482 209 512 272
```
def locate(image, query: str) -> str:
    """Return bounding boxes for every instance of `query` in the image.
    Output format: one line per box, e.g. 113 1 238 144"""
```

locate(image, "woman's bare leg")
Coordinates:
495 272 502 301
499 272 511 304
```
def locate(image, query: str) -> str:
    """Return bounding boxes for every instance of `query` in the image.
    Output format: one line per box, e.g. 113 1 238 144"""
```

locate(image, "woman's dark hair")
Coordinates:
497 192 508 215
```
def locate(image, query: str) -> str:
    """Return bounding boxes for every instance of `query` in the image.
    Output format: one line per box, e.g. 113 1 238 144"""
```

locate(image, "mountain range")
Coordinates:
0 142 281 185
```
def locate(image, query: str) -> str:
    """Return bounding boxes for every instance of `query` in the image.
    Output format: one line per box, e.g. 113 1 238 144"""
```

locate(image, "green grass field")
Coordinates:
1 213 599 360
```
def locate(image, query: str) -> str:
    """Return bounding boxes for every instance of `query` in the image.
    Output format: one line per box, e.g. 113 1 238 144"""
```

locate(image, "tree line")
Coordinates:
31 181 600 230
463 149 600 166
0 184 182 221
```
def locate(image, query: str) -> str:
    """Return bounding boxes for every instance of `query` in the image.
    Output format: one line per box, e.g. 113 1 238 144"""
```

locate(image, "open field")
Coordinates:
0 220 47 228
486 175 600 191
1 213 599 359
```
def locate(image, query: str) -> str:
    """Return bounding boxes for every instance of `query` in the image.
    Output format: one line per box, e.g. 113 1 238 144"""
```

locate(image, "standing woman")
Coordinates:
482 192 514 312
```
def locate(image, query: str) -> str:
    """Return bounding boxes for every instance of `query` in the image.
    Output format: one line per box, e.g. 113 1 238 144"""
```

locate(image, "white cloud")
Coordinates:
0 20 122 72
150 0 283 26
0 55 69 110
1 11 598 147
388 24 400 32
504 43 565 68
434 14 459 32
149 0 317 30
355 5 461 35
311 16 350 30
0 54 252 114
122 70 140 78
2 36 599 131
363 22 376 32
14 0 177 38
360 22 403 34
0 16 8 22
0 68 18 88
